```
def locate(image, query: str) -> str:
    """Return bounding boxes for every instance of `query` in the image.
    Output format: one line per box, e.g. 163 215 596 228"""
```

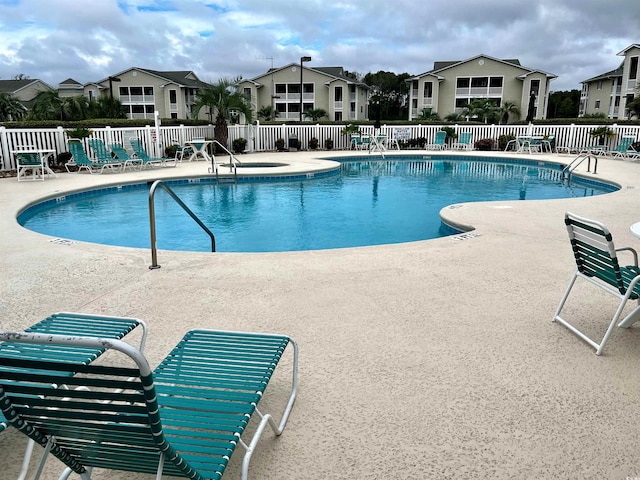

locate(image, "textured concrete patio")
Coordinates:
1 150 639 479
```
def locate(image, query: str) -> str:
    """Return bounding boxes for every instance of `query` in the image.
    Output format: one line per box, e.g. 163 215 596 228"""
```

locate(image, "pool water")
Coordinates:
19 157 617 252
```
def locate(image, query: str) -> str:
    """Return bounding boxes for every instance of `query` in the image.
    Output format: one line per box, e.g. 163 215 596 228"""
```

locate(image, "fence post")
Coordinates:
0 126 10 170
56 126 66 155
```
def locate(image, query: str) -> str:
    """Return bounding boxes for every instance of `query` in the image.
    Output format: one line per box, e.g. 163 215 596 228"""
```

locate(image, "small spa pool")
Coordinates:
18 155 618 252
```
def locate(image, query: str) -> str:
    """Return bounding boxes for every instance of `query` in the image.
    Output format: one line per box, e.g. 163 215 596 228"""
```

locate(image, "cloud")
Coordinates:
0 0 638 92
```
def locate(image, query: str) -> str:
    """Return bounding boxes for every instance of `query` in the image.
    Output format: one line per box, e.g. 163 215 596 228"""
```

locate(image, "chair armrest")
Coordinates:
615 247 638 266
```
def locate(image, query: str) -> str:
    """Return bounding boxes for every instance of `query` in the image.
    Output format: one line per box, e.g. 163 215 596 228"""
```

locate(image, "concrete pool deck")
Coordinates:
1 150 639 479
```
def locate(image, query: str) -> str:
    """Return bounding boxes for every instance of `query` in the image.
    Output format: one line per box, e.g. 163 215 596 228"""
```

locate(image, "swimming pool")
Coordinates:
18 155 617 252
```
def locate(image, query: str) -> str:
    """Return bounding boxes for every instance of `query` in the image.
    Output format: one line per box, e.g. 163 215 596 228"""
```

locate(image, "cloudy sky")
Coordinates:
0 0 638 92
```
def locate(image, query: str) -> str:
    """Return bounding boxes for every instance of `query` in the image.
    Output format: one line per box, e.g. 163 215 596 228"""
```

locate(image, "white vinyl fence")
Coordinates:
1 122 639 171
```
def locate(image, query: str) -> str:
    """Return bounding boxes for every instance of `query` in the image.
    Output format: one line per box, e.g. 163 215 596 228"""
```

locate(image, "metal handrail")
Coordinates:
207 140 242 179
561 153 598 180
148 180 216 269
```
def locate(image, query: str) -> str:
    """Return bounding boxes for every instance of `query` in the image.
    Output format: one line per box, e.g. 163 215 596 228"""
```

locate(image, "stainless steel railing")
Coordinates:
148 180 216 269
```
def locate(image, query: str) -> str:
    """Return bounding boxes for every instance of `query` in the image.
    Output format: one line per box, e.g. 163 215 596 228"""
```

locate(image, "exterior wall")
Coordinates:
581 78 615 117
241 66 368 122
12 81 52 102
619 45 640 118
84 70 201 120
408 57 553 121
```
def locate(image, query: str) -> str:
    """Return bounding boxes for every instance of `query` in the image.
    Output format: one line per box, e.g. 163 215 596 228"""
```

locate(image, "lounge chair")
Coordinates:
350 134 364 150
87 138 116 163
425 130 446 150
0 327 297 480
0 312 147 480
451 132 473 150
129 138 177 167
66 139 122 174
110 143 142 171
609 135 637 158
552 212 640 355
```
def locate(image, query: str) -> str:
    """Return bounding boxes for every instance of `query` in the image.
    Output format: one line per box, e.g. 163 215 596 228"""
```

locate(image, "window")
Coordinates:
595 100 601 109
144 87 153 96
489 77 503 88
169 90 177 103
471 77 488 88
596 80 603 90
456 78 470 88
335 86 343 102
423 82 433 98
630 57 638 80
334 111 342 121
171 113 177 119
275 84 286 94
530 79 540 96
455 98 468 108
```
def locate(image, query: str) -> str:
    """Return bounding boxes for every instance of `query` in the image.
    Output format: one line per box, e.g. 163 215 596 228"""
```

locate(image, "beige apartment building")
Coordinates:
239 63 370 122
580 44 640 119
407 54 556 121
83 68 209 120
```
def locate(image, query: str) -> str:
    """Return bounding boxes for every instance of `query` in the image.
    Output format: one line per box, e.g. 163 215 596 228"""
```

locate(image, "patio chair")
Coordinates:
350 134 364 150
16 152 45 182
87 138 116 163
424 130 446 150
0 312 147 480
451 132 473 150
609 135 637 158
110 143 142 171
0 328 297 480
552 212 640 355
129 138 176 168
66 140 122 174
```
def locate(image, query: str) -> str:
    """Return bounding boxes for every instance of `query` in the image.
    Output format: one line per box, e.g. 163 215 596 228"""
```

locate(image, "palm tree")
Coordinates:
87 96 127 119
462 98 500 123
303 108 327 121
257 105 276 121
193 78 253 149
0 92 27 121
499 101 520 124
29 91 90 121
416 108 440 121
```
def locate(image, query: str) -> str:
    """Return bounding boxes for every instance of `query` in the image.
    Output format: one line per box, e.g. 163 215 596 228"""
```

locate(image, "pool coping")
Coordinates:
2 149 640 479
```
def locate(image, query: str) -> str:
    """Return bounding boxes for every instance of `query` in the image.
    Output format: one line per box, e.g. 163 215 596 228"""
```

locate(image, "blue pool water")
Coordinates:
18 156 617 252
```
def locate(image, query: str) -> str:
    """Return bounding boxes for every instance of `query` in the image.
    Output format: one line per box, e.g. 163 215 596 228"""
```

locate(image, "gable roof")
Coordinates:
617 44 640 56
93 68 208 88
246 63 368 88
0 79 53 94
59 78 82 86
411 54 555 80
582 62 624 84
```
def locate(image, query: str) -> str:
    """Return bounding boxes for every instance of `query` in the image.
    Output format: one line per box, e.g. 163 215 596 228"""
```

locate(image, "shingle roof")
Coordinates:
582 63 624 83
0 79 36 94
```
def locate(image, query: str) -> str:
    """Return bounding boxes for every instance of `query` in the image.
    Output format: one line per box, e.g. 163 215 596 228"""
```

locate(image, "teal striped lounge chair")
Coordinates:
553 212 640 355
610 135 637 158
0 328 297 480
0 312 147 480
451 132 473 150
66 139 123 174
129 138 177 168
424 130 446 150
110 142 142 171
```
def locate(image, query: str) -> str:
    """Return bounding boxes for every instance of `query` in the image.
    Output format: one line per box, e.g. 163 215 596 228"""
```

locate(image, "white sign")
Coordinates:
394 128 411 141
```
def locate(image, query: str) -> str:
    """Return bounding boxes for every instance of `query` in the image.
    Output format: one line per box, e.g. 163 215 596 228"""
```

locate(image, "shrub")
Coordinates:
275 138 285 151
308 137 319 150
324 138 334 150
165 145 178 158
498 134 516 151
474 138 496 151
232 137 247 153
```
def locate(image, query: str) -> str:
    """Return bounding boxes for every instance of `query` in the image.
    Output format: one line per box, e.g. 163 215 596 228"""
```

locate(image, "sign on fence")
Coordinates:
393 128 411 141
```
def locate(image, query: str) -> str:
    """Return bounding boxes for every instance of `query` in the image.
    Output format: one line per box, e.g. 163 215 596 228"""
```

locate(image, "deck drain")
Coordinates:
453 232 480 241
50 238 76 246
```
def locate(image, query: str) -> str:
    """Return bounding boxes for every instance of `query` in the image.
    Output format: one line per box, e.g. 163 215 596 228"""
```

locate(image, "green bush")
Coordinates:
498 134 516 151
474 138 496 151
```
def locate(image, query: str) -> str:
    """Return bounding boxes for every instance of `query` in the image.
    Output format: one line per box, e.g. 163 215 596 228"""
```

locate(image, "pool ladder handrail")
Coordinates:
148 180 216 269
561 153 598 180
207 140 242 180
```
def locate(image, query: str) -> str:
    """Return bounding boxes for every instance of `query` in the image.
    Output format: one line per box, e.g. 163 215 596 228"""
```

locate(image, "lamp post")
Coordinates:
108 76 121 118
299 56 311 121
